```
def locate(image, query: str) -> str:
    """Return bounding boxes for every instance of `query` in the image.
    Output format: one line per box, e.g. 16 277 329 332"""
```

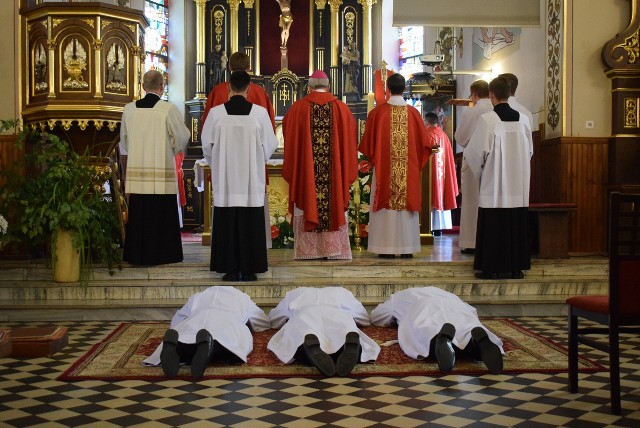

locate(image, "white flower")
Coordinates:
0 215 7 235
363 184 371 194
278 216 285 224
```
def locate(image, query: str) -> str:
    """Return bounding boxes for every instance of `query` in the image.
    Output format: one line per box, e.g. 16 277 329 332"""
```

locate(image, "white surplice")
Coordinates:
267 287 381 364
370 287 504 360
201 103 278 208
143 286 270 365
366 95 421 255
454 98 493 249
464 111 533 208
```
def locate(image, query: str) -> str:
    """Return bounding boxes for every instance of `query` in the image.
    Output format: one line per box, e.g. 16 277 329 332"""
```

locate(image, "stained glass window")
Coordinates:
399 26 424 79
144 0 169 99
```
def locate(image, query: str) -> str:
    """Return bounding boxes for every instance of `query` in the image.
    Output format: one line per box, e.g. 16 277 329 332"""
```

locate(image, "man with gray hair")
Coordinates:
282 70 358 260
120 70 190 265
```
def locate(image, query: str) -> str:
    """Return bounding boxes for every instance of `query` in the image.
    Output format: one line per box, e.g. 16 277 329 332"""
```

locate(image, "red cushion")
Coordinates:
566 295 609 314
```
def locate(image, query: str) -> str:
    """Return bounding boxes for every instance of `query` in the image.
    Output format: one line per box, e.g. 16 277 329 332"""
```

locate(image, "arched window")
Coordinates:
144 0 169 99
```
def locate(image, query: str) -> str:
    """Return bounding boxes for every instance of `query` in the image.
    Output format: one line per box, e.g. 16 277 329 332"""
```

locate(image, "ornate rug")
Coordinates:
180 232 202 243
59 319 605 380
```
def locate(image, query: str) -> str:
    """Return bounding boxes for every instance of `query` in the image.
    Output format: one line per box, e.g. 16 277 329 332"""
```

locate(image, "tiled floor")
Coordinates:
1 317 639 427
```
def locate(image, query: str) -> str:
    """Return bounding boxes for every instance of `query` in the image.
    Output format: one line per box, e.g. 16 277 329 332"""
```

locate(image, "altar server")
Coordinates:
454 80 493 254
120 70 190 266
201 70 279 281
358 73 435 258
371 287 504 374
499 73 535 132
282 70 358 260
201 51 276 249
464 76 533 279
267 287 380 377
143 286 270 378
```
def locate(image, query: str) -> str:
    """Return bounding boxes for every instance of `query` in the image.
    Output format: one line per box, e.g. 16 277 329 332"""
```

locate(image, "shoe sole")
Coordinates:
160 329 180 378
303 335 335 377
191 330 212 378
336 332 361 377
471 327 503 374
435 323 456 373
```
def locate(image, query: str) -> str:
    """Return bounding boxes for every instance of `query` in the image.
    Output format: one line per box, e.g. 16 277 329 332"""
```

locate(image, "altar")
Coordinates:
180 0 456 247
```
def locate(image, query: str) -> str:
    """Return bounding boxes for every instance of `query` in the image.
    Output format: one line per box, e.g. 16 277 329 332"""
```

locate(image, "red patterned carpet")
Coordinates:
59 319 604 381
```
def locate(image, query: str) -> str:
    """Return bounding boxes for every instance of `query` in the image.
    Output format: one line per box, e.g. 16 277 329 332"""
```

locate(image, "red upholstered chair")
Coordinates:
566 192 640 415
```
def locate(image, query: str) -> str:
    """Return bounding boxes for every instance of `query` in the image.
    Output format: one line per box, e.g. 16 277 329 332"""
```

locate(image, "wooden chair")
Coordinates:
566 192 640 414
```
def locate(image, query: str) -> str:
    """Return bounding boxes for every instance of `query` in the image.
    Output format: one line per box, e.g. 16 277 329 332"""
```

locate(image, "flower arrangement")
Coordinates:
271 210 294 249
0 215 7 236
348 154 372 247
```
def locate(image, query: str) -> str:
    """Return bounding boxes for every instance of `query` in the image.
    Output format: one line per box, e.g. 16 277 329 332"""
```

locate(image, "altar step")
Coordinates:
0 254 608 321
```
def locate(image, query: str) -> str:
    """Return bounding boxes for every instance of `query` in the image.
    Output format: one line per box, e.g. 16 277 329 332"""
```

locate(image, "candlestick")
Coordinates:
367 92 374 113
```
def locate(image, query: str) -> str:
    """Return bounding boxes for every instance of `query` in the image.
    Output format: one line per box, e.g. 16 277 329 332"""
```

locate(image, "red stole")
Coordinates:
359 103 432 212
282 91 358 232
425 126 459 211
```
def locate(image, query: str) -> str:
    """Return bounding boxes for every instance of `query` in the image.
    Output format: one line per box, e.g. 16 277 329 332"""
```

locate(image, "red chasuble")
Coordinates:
202 82 275 129
282 91 358 232
359 103 433 212
425 126 459 211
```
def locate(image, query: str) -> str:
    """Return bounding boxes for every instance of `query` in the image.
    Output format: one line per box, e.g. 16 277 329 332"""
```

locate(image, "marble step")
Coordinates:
0 258 608 281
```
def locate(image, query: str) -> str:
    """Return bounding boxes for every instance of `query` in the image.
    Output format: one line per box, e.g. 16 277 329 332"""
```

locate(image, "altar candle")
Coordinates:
367 92 374 113
354 179 361 204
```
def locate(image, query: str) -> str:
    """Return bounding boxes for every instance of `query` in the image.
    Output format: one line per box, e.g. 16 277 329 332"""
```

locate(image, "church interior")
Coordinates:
1 0 640 426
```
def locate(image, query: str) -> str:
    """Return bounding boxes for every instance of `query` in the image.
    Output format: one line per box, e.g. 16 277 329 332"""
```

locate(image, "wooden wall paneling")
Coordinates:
0 134 22 187
537 137 608 253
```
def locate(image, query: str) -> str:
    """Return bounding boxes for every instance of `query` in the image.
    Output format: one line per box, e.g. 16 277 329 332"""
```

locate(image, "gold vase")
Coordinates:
54 229 80 283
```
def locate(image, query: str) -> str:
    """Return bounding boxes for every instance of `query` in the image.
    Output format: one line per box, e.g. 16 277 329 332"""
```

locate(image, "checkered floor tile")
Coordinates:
1 318 639 427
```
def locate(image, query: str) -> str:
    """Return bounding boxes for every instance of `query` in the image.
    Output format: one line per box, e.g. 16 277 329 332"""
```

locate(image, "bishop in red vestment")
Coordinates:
359 73 434 257
282 70 358 260
425 112 459 235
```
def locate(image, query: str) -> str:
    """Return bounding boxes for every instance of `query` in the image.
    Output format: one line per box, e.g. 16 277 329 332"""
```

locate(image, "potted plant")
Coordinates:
0 123 122 285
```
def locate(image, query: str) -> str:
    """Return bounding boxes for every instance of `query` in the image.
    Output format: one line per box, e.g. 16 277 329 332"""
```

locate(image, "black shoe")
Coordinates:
471 327 503 374
191 329 215 378
336 332 361 377
400 254 413 259
378 254 395 259
475 272 498 280
511 271 524 279
222 272 239 281
460 248 475 255
434 323 456 374
241 272 257 281
303 334 335 377
432 230 442 236
160 329 180 378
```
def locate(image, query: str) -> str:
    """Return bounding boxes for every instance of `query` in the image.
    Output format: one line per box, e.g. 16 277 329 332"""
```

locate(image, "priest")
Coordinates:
358 73 434 258
371 287 504 374
424 112 459 236
201 71 278 281
267 286 380 377
282 70 358 260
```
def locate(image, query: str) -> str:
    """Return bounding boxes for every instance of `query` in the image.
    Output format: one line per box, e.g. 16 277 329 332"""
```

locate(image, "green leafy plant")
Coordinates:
0 126 121 284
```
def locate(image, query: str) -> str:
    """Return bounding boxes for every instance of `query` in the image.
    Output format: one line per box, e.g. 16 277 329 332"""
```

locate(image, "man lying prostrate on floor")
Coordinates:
370 287 504 374
267 287 381 377
143 286 270 378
